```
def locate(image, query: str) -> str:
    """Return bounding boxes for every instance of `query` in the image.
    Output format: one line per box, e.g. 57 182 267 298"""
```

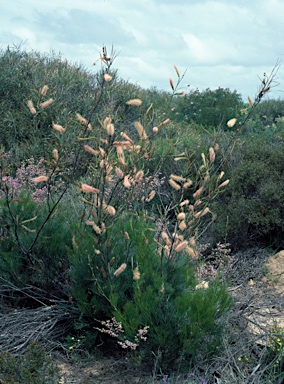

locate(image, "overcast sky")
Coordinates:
1 0 284 100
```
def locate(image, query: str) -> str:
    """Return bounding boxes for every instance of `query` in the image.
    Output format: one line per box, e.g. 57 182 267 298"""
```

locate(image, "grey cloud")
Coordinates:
34 8 134 46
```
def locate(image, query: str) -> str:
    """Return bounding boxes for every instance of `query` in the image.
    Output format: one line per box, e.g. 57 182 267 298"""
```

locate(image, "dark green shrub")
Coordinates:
68 213 233 369
253 98 284 125
0 46 172 172
0 341 60 384
0 190 73 296
0 46 238 371
212 134 284 249
173 87 244 128
0 46 96 165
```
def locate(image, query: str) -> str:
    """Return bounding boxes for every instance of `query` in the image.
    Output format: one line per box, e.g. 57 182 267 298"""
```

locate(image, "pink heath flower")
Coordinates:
193 187 204 200
40 98 53 109
115 167 124 179
145 190 156 202
133 267 140 281
40 85 49 95
121 132 134 144
227 118 237 128
114 263 127 277
106 205 116 216
52 122 66 133
169 78 175 91
104 73 112 82
135 170 144 181
32 175 49 183
76 113 88 125
123 175 131 188
125 99 142 106
76 113 92 130
218 179 230 188
178 220 187 231
81 183 100 193
53 148 59 162
170 174 185 182
84 145 100 155
195 281 209 289
209 147 215 162
175 240 188 252
169 178 181 190
27 100 36 114
248 96 254 107
177 212 186 221
106 123 115 136
134 122 147 139
174 64 180 78
103 117 112 127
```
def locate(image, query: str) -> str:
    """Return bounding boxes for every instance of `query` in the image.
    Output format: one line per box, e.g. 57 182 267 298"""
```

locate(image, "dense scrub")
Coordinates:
0 46 283 381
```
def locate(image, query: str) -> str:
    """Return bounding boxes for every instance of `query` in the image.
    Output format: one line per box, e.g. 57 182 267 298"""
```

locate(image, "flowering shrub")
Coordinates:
1 156 64 204
0 45 275 371
96 317 149 350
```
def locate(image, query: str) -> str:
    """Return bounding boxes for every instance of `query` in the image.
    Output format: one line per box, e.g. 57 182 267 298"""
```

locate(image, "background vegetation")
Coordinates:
0 45 283 383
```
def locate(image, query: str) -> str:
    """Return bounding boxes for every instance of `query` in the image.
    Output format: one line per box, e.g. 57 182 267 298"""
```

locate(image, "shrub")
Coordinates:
173 87 244 128
61 57 234 369
212 134 284 249
266 325 284 381
0 191 73 295
0 46 95 165
5 46 278 371
254 98 284 125
69 213 233 369
0 341 60 384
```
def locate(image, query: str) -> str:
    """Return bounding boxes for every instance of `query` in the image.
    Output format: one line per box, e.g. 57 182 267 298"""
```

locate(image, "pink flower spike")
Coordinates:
52 122 66 133
104 73 112 82
32 175 49 183
81 183 100 194
169 78 175 91
174 64 180 78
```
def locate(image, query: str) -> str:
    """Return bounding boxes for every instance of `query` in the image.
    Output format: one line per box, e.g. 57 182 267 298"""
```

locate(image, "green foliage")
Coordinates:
68 213 233 368
212 133 284 248
0 191 72 293
266 325 284 380
4 44 282 376
0 341 60 384
0 46 95 165
172 87 244 128
254 98 284 125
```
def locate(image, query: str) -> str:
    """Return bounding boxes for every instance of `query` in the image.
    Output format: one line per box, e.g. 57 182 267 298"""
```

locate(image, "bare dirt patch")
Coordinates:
262 250 284 295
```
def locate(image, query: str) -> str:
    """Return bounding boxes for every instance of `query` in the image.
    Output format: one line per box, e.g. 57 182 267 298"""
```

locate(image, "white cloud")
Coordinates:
0 0 283 99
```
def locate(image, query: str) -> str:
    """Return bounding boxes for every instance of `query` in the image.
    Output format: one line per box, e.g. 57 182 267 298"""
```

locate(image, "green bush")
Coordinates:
173 87 244 128
0 46 96 165
253 98 284 125
0 341 60 384
0 46 251 371
69 213 233 369
212 134 284 249
0 190 73 295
